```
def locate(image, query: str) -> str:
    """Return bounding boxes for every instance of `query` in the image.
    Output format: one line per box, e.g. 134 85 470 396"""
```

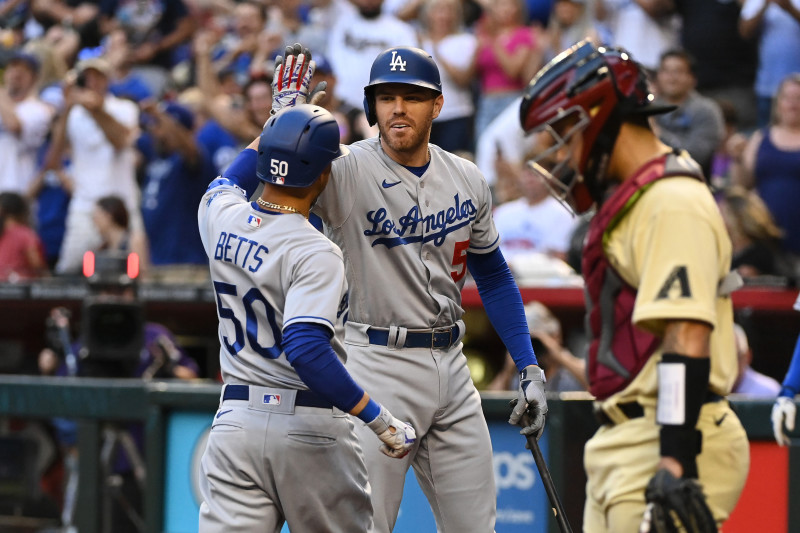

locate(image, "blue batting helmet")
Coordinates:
363 46 442 126
257 105 349 188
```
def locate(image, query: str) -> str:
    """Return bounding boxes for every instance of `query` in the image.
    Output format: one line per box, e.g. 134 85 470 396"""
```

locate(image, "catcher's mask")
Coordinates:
363 46 442 127
519 40 675 214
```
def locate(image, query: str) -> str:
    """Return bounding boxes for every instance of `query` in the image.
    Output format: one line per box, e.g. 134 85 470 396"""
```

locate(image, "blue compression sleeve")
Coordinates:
220 148 259 198
780 332 800 398
283 323 380 422
467 248 537 370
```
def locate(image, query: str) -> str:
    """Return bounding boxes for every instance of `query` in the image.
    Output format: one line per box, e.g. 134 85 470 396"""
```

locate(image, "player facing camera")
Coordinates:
78 250 145 378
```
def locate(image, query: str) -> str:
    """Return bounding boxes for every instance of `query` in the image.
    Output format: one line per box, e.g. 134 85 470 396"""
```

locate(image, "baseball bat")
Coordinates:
521 409 573 533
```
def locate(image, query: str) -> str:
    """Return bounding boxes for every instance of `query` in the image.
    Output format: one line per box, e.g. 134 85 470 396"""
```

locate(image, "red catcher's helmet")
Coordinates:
519 40 674 214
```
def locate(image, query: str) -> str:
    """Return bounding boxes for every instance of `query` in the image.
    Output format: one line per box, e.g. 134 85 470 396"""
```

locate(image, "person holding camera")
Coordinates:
38 253 199 532
487 301 588 393
45 54 145 276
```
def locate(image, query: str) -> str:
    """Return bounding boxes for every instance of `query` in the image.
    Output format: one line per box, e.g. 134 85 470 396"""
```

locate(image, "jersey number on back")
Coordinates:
214 281 283 358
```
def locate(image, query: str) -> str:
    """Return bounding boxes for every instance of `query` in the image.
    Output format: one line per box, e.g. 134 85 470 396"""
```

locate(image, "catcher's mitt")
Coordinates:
639 469 717 533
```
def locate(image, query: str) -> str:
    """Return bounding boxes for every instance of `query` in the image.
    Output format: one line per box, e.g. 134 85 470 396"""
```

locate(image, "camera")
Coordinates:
75 69 87 88
78 251 145 378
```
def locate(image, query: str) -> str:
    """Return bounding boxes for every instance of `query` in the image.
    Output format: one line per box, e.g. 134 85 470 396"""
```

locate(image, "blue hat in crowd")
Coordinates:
163 102 194 130
8 51 40 73
314 54 334 76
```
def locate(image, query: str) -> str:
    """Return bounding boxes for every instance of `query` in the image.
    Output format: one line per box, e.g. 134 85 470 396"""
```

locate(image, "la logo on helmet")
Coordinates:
389 51 407 72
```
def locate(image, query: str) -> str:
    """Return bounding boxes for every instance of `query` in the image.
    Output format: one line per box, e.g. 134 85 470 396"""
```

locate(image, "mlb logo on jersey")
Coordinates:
247 214 262 228
263 394 282 405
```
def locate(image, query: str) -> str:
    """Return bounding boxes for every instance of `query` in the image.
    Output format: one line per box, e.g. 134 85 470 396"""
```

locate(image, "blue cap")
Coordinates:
8 51 40 73
163 102 194 130
314 54 333 75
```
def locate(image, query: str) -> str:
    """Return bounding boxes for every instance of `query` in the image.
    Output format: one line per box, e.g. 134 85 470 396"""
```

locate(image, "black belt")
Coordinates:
595 392 725 427
367 325 460 349
222 384 333 409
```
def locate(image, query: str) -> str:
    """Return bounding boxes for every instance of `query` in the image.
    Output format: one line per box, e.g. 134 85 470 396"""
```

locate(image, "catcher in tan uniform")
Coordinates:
519 40 749 532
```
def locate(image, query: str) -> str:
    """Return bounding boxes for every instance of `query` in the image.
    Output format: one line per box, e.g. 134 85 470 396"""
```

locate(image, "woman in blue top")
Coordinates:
732 73 800 263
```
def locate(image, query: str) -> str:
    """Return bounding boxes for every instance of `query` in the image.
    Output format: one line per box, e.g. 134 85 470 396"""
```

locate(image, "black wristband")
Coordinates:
660 426 703 478
657 353 711 478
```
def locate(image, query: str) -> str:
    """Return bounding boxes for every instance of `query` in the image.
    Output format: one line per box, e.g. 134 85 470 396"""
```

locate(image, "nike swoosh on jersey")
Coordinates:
216 409 233 419
382 179 402 188
714 412 728 426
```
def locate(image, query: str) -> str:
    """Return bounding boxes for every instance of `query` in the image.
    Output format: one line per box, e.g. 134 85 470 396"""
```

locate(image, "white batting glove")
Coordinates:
366 406 416 459
772 396 796 446
270 43 315 117
509 364 548 440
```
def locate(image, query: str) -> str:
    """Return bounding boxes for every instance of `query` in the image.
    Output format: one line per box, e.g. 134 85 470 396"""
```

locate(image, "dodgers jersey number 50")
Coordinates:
199 181 351 387
312 138 499 329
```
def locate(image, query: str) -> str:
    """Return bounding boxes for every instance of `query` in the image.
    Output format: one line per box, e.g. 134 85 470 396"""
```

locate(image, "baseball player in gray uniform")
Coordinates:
197 104 416 533
271 45 549 532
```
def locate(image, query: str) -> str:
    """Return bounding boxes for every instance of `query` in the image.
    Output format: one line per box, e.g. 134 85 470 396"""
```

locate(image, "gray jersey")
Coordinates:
198 181 350 387
312 138 499 328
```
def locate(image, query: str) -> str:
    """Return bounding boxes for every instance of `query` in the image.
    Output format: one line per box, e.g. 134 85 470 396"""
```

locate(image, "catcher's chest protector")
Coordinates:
583 152 705 400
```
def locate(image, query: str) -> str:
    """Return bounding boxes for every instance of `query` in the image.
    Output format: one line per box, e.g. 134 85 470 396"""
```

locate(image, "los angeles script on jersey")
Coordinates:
363 194 477 248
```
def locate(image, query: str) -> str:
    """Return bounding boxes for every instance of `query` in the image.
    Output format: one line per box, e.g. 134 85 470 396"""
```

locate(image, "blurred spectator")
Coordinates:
473 0 540 141
710 99 747 191
23 38 69 98
731 73 800 260
27 167 71 270
733 322 781 396
0 51 54 195
103 29 154 103
0 191 48 281
491 143 523 205
302 0 355 44
486 301 587 392
264 0 329 56
308 53 374 144
492 148 577 263
384 0 426 21
669 0 759 131
92 194 149 270
420 0 477 153
48 56 144 275
37 267 198 531
137 101 210 283
176 86 238 175
36 22 82 72
474 95 533 193
739 0 800 128
195 23 270 145
595 0 679 72
207 0 268 88
0 0 30 30
30 0 102 49
99 0 196 98
653 48 725 177
718 185 796 282
543 0 602 61
326 0 418 110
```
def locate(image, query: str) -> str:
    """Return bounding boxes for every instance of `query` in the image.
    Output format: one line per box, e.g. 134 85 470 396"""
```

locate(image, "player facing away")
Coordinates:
520 40 749 532
270 45 548 533
196 105 416 533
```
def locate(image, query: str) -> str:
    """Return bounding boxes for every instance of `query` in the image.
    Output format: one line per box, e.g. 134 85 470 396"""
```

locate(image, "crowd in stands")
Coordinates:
0 0 798 287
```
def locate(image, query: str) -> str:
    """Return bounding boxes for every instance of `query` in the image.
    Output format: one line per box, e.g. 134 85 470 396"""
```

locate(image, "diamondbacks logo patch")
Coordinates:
389 51 407 71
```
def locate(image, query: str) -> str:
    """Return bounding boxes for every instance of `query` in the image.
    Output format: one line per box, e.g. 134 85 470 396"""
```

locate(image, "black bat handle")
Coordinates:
522 410 573 533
